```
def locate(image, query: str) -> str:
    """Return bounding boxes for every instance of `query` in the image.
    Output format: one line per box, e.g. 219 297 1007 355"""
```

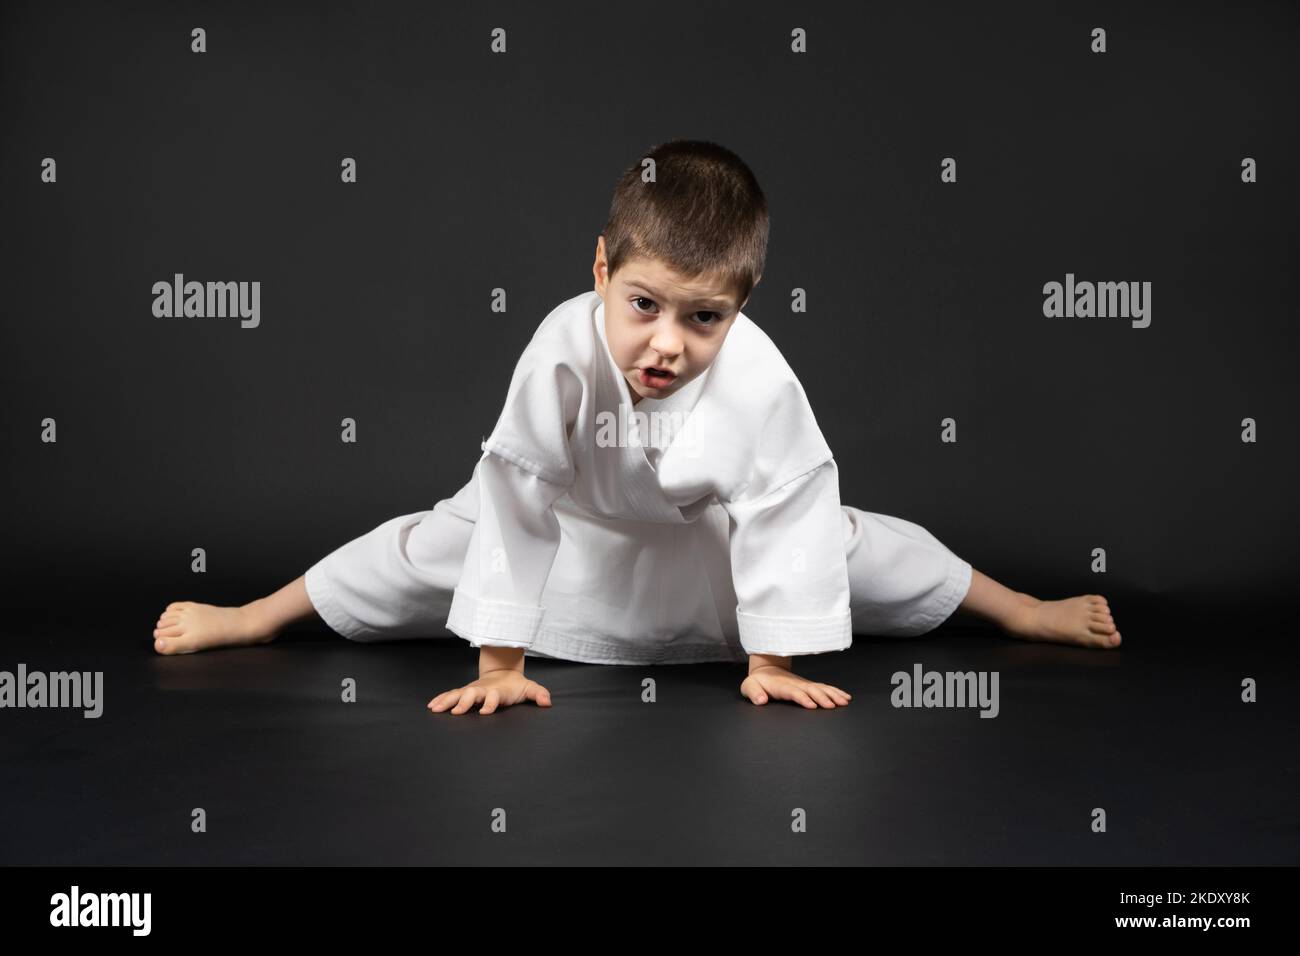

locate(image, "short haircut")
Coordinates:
601 140 769 310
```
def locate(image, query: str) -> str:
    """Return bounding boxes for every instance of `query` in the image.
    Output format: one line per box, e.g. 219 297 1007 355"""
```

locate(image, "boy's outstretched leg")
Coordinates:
957 568 1121 649
153 574 319 655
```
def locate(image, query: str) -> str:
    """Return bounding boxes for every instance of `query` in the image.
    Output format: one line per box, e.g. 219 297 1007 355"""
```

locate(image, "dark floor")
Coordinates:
1 599 1296 865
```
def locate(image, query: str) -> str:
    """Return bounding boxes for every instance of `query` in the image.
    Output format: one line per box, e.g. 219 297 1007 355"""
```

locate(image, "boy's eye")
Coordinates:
631 297 720 326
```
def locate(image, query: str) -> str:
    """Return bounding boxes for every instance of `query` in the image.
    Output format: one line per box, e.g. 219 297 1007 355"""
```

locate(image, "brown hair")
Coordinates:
600 140 769 309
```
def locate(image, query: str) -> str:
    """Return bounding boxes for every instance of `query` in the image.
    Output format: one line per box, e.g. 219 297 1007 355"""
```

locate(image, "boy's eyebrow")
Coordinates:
625 279 734 309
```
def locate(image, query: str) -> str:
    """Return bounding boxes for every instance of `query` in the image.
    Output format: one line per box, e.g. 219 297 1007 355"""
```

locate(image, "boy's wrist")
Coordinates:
748 653 792 675
479 645 526 677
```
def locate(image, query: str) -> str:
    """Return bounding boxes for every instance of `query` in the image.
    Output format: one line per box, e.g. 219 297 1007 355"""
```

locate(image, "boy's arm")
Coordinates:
723 458 853 657
446 343 581 663
445 451 570 656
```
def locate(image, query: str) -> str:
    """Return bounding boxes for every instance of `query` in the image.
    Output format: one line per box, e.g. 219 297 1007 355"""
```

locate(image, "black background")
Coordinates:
3 0 1297 617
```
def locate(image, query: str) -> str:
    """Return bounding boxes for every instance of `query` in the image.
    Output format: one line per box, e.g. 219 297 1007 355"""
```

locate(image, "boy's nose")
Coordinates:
648 321 683 360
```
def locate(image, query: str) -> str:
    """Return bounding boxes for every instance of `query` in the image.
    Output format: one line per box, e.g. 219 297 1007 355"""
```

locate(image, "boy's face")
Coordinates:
592 235 754 405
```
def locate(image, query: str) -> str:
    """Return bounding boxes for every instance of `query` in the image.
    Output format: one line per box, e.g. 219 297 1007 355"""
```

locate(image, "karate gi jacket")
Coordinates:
444 290 852 664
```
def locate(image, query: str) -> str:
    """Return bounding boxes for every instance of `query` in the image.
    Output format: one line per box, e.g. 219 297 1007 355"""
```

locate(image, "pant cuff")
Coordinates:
304 561 373 641
917 553 973 632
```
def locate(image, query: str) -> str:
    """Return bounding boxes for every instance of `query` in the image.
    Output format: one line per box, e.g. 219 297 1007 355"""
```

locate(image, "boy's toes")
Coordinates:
153 624 189 654
154 633 197 654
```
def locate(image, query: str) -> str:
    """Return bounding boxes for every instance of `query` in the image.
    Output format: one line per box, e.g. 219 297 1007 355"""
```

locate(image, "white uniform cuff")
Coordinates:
736 608 853 656
446 587 544 648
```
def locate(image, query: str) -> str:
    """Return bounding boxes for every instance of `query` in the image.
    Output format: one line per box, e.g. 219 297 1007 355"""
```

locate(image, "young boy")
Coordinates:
153 140 1121 714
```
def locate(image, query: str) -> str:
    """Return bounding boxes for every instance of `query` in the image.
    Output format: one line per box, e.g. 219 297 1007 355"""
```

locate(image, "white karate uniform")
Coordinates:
303 291 972 665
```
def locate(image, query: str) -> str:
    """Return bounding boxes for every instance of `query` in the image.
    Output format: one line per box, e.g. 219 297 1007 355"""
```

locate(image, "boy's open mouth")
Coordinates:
639 367 677 387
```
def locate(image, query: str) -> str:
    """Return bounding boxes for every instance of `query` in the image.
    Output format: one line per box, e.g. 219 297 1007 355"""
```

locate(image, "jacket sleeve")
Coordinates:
722 458 853 656
445 450 570 649
445 351 583 650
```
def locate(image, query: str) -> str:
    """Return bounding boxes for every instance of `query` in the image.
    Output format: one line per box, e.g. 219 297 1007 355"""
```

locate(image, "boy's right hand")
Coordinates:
427 668 552 716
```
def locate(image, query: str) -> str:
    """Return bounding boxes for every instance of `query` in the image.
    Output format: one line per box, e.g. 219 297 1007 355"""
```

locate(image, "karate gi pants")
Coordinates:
303 473 974 664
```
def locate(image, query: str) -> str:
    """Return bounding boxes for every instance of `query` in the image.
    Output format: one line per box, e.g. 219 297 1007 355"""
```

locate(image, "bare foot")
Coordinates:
152 601 279 655
1005 594 1122 649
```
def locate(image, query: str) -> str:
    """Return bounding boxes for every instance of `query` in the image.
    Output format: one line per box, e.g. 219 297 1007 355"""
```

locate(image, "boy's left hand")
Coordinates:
741 664 852 709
